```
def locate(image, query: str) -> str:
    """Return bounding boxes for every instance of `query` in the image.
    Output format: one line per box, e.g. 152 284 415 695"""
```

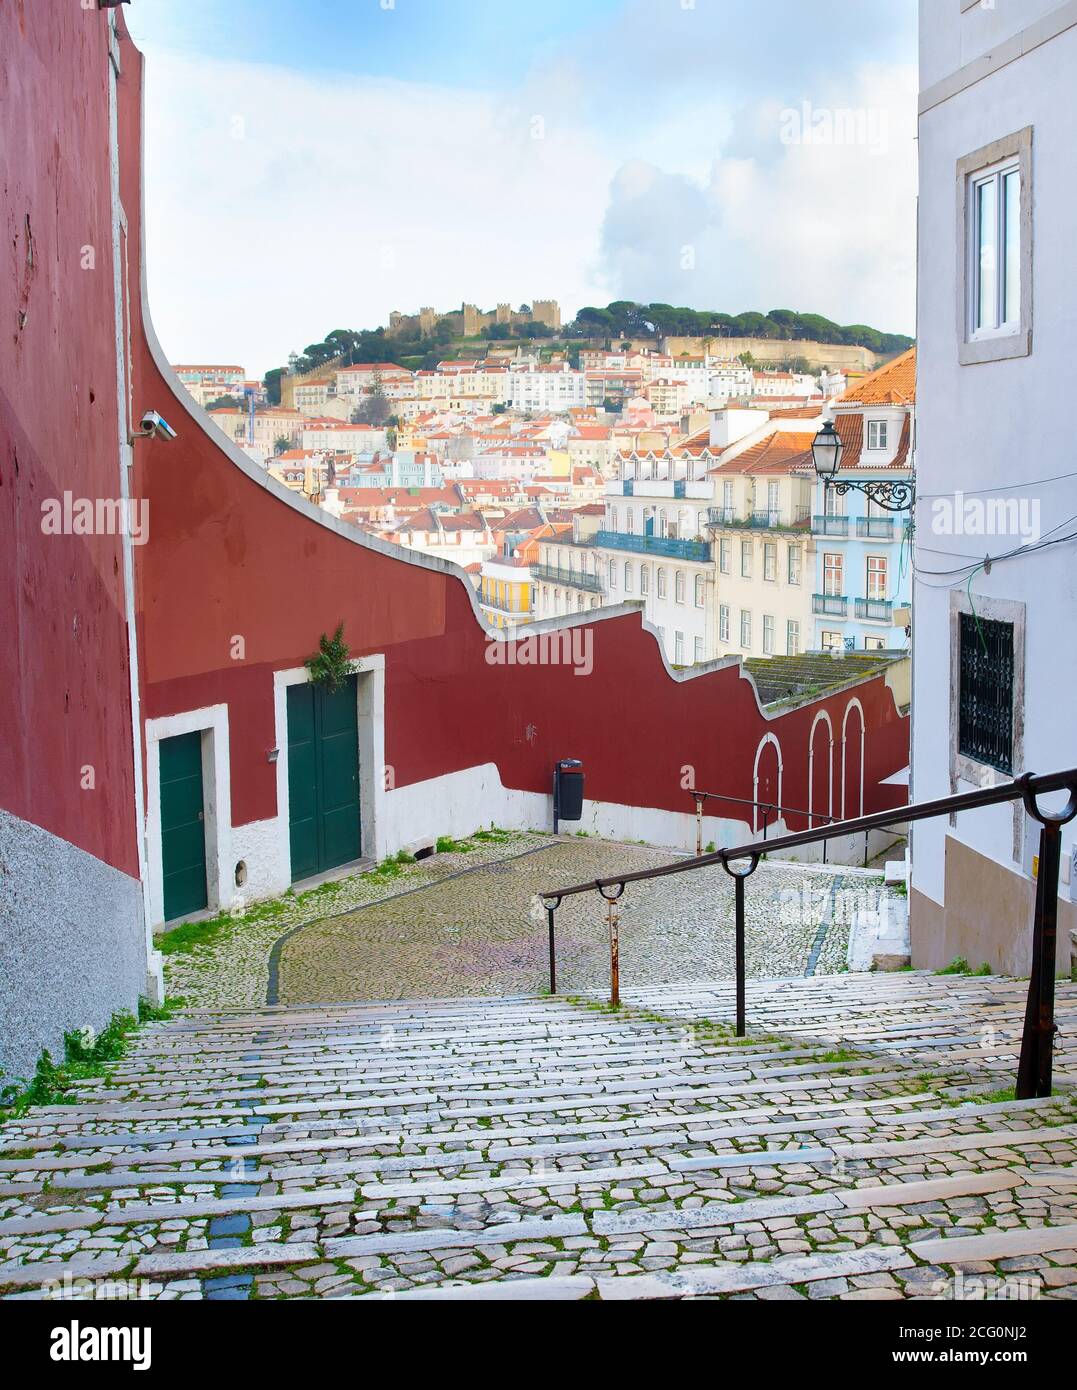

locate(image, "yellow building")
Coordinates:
478 558 534 628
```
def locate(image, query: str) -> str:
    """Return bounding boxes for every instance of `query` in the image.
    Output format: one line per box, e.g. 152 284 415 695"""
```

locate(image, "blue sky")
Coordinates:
127 0 918 377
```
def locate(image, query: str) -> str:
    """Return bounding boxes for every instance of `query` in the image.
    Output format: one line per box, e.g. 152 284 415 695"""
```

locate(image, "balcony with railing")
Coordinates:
531 564 604 593
812 593 848 616
856 517 896 539
594 530 711 562
709 507 810 532
855 597 894 622
812 515 850 537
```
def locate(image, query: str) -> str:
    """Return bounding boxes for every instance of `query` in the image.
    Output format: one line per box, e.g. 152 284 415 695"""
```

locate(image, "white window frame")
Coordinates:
763 614 775 655
957 128 1033 365
866 419 888 450
719 604 730 643
787 619 800 656
740 609 752 649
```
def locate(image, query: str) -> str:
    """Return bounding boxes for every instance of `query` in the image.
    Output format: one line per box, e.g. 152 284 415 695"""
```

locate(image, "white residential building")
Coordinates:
912 0 1077 976
505 365 586 413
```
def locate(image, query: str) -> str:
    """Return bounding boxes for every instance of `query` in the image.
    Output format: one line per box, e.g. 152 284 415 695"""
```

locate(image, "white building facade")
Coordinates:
912 0 1077 976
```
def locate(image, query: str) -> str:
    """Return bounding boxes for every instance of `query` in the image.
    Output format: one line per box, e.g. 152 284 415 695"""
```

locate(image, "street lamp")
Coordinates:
811 420 914 513
811 420 843 479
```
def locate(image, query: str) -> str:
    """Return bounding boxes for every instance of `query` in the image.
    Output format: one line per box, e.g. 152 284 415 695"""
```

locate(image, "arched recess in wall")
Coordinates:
841 698 866 820
752 733 783 834
808 709 834 829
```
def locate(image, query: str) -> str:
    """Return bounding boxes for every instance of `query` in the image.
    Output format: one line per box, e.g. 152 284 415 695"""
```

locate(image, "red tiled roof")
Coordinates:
711 431 818 476
836 348 916 405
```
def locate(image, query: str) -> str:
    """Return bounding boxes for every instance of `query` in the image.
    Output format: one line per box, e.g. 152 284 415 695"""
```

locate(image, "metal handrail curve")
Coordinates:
539 766 1077 1099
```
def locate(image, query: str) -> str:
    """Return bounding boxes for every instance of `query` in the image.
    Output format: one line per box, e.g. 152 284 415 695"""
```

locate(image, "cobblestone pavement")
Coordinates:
163 832 553 1010
277 839 874 1006
2 977 1075 1301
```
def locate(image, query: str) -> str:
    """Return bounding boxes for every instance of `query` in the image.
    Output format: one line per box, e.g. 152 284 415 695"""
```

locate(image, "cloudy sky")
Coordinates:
127 0 918 378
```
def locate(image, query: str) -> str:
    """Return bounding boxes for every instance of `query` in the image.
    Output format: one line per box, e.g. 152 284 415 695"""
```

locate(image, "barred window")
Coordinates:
958 614 1014 774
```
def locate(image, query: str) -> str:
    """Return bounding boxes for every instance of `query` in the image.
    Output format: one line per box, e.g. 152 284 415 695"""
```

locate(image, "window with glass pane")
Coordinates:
866 556 887 599
972 162 1020 334
719 604 730 643
867 420 888 450
740 610 752 648
823 553 843 595
674 632 684 664
675 571 686 603
657 568 667 598
741 540 752 577
608 560 617 589
763 615 775 655
694 637 704 663
763 542 777 581
640 565 649 595
787 619 800 655
694 575 705 607
720 538 731 573
624 562 633 593
788 544 801 584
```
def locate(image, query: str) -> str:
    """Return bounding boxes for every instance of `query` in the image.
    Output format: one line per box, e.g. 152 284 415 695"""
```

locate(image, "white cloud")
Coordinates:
596 63 918 333
141 51 614 376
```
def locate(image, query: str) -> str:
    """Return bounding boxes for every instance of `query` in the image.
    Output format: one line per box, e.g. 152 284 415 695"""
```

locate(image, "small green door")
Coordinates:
287 677 360 881
160 731 208 921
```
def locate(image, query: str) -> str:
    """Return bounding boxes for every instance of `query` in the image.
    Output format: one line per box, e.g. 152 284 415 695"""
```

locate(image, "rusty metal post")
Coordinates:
608 897 620 1007
599 884 625 1007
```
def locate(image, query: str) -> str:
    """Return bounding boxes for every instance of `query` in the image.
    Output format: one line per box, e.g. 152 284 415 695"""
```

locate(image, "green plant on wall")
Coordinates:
305 622 355 693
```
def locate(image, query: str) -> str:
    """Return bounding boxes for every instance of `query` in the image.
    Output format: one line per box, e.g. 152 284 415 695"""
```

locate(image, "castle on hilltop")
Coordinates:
388 300 561 339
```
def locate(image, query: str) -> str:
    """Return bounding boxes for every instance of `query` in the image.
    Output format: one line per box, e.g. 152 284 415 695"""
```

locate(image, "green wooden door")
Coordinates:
160 731 208 921
287 677 360 881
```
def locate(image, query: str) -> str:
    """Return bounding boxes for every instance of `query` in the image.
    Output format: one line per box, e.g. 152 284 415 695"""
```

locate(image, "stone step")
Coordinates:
360 1160 669 1202
322 1214 587 1260
836 1169 1025 1210
594 1243 914 1300
909 1223 1077 1266
668 1145 835 1173
837 1122 1077 1161
592 1191 843 1238
345 1275 595 1301
0 1187 361 1237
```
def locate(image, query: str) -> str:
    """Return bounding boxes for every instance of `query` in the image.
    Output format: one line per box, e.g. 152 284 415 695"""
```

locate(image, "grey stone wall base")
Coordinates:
0 807 146 1082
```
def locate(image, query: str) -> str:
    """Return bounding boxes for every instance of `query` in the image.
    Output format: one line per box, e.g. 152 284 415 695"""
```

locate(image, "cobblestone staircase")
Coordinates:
2 973 1076 1301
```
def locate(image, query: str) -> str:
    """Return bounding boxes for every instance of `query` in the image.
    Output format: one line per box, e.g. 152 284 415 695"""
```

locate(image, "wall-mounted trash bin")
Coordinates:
553 758 584 832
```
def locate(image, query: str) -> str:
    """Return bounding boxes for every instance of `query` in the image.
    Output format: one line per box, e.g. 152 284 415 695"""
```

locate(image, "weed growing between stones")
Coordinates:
0 995 186 1117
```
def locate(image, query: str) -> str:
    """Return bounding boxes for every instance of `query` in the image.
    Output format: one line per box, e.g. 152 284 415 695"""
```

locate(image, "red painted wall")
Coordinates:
0 4 139 877
115 26 909 844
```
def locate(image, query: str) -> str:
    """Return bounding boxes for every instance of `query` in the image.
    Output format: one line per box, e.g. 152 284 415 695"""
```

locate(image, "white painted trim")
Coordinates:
921 1 1077 115
272 656 386 881
144 704 231 929
808 709 835 828
751 732 784 832
841 698 866 820
107 29 160 997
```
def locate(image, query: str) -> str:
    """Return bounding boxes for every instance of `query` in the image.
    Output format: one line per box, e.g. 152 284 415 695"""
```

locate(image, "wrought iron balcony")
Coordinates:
812 593 848 616
855 597 894 621
594 530 711 562
531 564 604 594
708 507 809 531
856 517 895 539
812 515 850 537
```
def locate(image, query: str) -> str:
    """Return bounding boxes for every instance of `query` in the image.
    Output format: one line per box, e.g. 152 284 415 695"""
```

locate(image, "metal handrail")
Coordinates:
539 766 1077 1099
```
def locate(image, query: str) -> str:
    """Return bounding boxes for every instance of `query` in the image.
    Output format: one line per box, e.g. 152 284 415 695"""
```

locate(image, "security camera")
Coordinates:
137 410 177 441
